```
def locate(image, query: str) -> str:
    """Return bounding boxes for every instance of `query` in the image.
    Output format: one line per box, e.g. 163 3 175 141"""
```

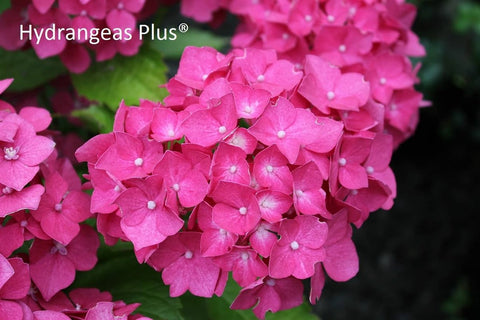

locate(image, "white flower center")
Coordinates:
229 165 237 174
244 106 252 113
167 129 175 137
134 157 143 166
51 241 68 255
172 183 180 192
327 15 335 22
277 130 286 139
218 126 227 134
202 74 208 81
295 189 304 197
20 220 28 227
239 207 247 215
2 186 12 195
257 74 265 82
266 278 276 286
366 166 374 174
54 203 62 212
380 77 387 85
351 189 358 196
339 44 347 52
147 200 156 210
327 91 335 100
4 147 19 160
338 157 347 166
290 240 299 250
305 15 312 22
282 33 289 40
184 250 193 259
114 185 121 192
266 165 274 173
241 252 249 261
219 228 227 235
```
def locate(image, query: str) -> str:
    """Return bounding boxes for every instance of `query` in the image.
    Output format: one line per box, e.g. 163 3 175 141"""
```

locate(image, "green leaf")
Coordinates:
181 277 320 320
71 45 168 111
0 1 10 14
151 28 229 59
71 105 115 134
454 2 480 33
0 48 66 91
72 241 183 320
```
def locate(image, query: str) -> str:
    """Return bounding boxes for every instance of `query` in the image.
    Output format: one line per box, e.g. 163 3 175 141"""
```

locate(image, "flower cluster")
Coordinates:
0 79 150 319
79 23 425 319
0 0 155 73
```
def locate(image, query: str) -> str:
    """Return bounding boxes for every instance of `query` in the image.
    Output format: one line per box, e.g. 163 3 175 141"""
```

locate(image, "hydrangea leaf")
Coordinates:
151 28 229 59
0 48 66 91
72 241 184 320
0 2 10 14
71 105 115 134
71 45 168 111
180 277 320 320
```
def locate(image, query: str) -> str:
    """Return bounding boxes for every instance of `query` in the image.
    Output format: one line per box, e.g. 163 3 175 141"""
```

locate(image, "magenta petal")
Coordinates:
30 247 76 301
324 238 359 282
32 0 55 14
0 184 45 217
0 257 30 300
66 225 99 271
106 9 135 33
0 300 23 320
33 310 71 320
60 43 91 74
0 255 14 289
18 107 52 132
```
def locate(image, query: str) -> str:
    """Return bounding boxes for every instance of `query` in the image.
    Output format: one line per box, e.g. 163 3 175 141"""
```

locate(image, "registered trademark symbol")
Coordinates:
178 23 189 33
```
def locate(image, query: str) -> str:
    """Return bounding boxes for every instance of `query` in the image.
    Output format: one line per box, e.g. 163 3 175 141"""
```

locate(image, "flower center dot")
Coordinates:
202 74 208 81
167 129 175 137
244 106 252 113
229 165 237 174
219 228 227 235
172 183 180 192
117 2 124 9
338 157 347 166
266 165 274 173
305 15 312 22
351 189 358 196
295 189 304 197
184 250 193 259
277 130 286 139
380 77 387 85
339 44 346 52
327 91 335 100
239 207 247 215
4 147 19 160
134 158 143 166
266 278 276 286
282 33 289 40
366 166 374 174
20 220 28 227
54 203 62 212
290 240 299 250
2 186 12 195
257 74 265 82
80 10 87 16
241 252 249 261
327 15 335 22
147 200 156 210
218 126 227 134
114 185 121 192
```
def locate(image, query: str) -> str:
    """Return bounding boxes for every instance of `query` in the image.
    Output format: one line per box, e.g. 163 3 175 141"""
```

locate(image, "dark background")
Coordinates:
311 1 480 319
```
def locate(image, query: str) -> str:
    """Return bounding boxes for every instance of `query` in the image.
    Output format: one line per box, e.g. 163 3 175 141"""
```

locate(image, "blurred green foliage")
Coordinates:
412 0 480 143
